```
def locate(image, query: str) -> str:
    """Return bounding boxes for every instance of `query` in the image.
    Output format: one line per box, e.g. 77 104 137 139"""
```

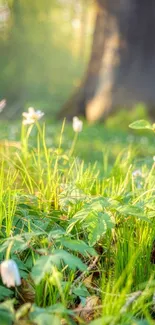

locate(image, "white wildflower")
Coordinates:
0 99 6 112
0 259 21 288
132 169 142 177
22 107 44 125
153 156 155 162
73 116 83 133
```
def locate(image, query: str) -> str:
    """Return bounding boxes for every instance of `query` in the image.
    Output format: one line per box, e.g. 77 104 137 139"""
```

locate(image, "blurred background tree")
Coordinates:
1 0 155 122
60 0 155 122
0 0 94 119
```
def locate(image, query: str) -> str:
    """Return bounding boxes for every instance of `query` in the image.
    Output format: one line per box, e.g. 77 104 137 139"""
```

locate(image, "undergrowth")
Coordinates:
0 114 155 325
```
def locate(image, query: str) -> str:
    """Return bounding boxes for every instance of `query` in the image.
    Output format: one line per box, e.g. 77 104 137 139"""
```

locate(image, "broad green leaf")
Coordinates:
30 304 74 325
44 303 73 315
116 205 150 222
0 286 13 301
54 250 87 272
0 232 42 254
68 198 114 245
31 250 86 284
60 239 97 256
0 300 15 325
87 212 114 246
59 185 86 209
31 255 61 284
30 313 61 325
73 286 90 298
86 197 110 210
116 205 143 216
48 228 66 241
0 236 27 254
68 197 111 228
0 310 13 325
129 120 153 130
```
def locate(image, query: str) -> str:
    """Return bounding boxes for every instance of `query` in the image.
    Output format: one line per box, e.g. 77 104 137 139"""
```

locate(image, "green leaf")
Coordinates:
0 232 43 255
73 286 90 298
68 198 114 246
31 250 86 284
68 197 111 230
87 212 114 246
30 304 74 325
0 310 13 325
48 229 66 241
0 236 27 254
54 250 87 272
0 286 13 301
59 185 86 209
31 255 60 284
30 313 61 325
129 120 153 130
116 205 150 222
0 300 15 325
59 239 97 256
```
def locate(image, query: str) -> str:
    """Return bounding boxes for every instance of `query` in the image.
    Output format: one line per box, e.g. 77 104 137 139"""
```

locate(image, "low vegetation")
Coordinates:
0 109 155 325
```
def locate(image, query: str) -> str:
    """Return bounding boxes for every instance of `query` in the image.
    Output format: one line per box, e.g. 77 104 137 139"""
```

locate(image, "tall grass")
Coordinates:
0 117 155 324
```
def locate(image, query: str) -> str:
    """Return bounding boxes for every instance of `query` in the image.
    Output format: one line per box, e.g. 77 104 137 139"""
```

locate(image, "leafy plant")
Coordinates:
129 119 154 131
68 197 115 246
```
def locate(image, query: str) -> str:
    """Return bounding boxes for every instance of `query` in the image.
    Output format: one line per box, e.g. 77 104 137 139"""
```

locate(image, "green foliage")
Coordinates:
31 250 87 284
0 117 155 324
59 238 97 256
129 120 153 130
0 300 15 325
0 286 13 301
67 197 115 246
30 304 74 325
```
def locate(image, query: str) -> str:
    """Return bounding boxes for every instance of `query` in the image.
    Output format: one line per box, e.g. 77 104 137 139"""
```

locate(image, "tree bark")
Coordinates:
59 0 155 122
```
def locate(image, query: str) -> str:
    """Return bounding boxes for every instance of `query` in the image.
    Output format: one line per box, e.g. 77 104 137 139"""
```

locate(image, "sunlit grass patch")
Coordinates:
0 112 155 324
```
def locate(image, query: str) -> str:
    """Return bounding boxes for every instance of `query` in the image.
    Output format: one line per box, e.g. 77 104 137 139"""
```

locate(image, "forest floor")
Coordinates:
0 109 155 325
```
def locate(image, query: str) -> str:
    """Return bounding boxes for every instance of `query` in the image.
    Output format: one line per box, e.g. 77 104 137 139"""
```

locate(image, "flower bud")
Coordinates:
0 259 21 288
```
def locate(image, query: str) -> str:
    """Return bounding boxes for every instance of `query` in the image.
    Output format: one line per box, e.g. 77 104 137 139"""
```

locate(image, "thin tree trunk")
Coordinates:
58 3 105 119
59 0 155 122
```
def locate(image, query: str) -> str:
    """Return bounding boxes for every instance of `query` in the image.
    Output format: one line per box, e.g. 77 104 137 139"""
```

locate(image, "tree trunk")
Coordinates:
59 0 155 122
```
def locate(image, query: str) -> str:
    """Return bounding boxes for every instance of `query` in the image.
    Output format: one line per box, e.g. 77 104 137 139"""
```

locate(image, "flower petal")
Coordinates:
0 259 21 288
28 107 35 114
22 118 35 125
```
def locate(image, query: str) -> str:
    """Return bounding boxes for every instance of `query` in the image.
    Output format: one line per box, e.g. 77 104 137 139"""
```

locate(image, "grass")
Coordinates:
0 110 155 324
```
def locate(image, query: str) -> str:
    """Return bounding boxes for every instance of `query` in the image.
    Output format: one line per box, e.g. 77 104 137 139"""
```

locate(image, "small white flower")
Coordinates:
132 169 142 177
73 116 83 133
153 156 155 162
0 259 21 287
22 107 44 125
0 99 6 112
